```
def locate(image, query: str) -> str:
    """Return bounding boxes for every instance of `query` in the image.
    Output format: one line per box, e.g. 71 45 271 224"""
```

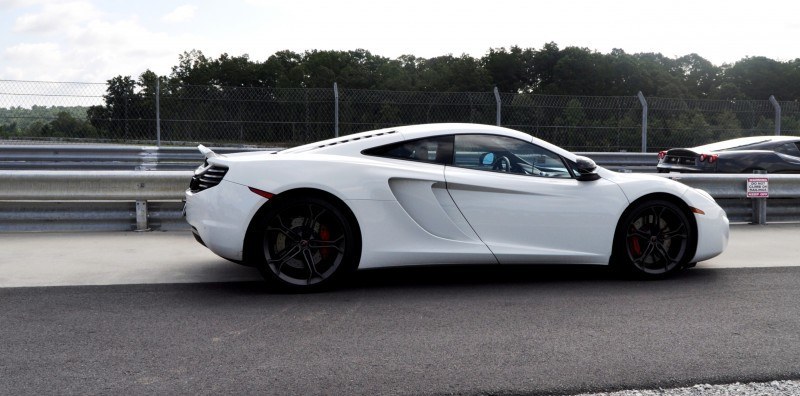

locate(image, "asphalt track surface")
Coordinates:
2 225 800 395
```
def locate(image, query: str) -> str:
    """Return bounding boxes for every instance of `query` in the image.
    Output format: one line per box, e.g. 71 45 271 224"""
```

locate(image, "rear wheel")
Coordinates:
616 200 694 279
253 196 359 291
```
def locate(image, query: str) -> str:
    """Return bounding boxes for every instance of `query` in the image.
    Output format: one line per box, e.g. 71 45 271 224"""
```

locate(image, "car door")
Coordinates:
444 134 628 265
360 135 497 266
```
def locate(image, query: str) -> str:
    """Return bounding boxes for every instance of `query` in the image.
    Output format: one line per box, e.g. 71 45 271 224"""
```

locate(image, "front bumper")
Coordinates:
681 188 729 262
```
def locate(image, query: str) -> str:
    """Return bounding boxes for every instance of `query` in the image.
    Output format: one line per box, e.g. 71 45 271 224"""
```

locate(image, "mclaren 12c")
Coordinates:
185 123 729 290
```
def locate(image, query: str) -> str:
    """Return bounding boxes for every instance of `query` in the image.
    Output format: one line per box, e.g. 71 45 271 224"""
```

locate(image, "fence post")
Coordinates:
769 95 781 136
637 91 648 152
334 82 339 138
493 87 501 126
156 79 161 146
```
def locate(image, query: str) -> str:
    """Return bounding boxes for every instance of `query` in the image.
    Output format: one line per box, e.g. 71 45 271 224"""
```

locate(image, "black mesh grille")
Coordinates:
190 165 228 192
664 155 697 165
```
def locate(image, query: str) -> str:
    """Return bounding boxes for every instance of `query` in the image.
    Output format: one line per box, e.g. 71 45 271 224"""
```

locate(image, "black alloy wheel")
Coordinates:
255 196 359 291
618 200 694 278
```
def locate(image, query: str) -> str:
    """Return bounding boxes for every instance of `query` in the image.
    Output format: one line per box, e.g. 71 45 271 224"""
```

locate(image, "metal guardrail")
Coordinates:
578 152 658 173
0 170 189 200
660 174 800 224
0 170 191 232
660 174 800 198
0 145 269 171
1 170 799 232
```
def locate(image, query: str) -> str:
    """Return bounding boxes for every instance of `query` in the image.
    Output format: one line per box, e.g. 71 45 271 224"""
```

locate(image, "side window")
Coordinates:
362 135 453 164
775 142 800 156
453 134 572 178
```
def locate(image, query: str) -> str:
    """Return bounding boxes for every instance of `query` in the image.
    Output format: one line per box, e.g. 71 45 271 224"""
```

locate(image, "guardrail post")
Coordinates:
136 201 150 231
494 86 501 126
751 170 767 225
637 92 648 153
769 95 781 136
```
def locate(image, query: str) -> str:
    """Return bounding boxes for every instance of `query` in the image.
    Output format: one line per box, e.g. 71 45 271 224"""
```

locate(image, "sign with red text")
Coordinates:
746 177 769 198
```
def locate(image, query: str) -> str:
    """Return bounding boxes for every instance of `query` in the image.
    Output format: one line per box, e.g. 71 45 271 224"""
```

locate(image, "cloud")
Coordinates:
3 42 65 80
162 4 197 23
0 0 50 10
12 1 101 34
5 41 61 62
63 17 198 80
1 1 203 82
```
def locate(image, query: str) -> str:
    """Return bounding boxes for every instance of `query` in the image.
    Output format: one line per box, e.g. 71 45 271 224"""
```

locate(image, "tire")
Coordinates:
252 196 360 291
615 200 694 279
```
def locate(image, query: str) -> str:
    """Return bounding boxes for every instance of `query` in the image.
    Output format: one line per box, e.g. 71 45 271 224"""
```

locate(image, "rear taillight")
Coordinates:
698 154 718 163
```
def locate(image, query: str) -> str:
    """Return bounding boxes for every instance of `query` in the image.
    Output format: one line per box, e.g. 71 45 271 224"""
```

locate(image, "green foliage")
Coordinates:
722 57 799 100
158 45 800 100
0 106 99 140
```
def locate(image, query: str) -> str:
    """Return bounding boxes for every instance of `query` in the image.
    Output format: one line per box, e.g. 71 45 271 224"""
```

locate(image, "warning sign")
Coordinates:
747 177 769 198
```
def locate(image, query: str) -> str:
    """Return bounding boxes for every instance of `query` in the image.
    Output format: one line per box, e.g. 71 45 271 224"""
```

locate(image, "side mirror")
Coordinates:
574 156 600 181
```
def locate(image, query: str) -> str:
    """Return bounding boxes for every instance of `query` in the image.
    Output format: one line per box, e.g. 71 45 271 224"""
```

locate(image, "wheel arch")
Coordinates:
610 192 698 267
242 187 363 266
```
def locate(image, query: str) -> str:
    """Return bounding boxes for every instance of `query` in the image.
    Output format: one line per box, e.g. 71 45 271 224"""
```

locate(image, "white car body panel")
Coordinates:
444 166 626 264
184 123 729 271
348 199 496 269
680 188 730 261
185 180 265 261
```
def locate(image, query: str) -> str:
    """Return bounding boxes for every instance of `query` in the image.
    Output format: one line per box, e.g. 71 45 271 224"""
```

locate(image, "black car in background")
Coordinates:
657 136 800 173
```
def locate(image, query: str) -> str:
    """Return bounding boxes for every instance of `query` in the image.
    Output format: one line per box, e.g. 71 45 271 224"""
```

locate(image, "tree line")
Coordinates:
154 43 800 99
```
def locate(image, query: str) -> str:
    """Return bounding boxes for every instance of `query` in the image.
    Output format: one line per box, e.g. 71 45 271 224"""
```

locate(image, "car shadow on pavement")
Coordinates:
341 264 718 291
147 264 722 296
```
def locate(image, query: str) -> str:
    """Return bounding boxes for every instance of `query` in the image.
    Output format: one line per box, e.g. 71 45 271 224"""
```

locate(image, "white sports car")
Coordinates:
185 123 729 290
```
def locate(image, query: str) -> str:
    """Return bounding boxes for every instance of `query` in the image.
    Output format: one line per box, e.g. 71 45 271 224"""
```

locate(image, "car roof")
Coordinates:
280 123 577 161
693 135 800 152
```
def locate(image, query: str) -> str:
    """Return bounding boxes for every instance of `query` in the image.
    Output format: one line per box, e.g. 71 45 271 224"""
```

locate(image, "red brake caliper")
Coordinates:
319 225 331 259
628 226 642 256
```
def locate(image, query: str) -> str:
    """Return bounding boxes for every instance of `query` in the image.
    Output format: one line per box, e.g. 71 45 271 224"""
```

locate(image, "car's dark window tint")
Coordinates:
452 134 572 178
775 143 800 156
363 135 453 164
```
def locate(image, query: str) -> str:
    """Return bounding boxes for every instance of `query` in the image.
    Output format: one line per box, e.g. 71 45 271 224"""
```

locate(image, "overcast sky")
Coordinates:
2 0 799 83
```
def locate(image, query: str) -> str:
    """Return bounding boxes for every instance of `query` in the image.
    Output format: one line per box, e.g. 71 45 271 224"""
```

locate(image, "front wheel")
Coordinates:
252 196 360 291
615 200 694 279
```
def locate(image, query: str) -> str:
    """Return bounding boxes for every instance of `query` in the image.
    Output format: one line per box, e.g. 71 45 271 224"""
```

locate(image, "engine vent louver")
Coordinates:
190 165 228 192
317 130 397 149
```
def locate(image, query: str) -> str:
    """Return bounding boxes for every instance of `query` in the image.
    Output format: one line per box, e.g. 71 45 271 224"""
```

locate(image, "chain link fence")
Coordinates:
1 79 798 151
647 97 788 149
158 85 336 145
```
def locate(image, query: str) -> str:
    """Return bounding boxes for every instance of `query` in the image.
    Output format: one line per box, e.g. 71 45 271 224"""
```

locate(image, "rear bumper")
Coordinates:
656 164 710 173
184 180 266 262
